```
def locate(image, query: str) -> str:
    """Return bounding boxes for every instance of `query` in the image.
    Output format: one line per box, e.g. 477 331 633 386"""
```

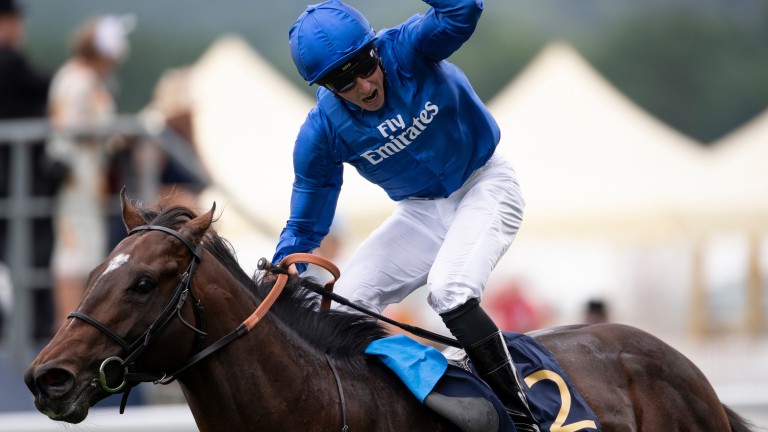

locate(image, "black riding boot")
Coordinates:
441 299 540 432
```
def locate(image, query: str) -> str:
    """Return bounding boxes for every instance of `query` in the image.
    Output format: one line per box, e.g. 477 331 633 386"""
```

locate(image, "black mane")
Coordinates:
136 203 389 359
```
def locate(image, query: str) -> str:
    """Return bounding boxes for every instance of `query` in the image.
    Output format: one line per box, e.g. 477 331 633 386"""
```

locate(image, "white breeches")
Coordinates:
333 152 525 315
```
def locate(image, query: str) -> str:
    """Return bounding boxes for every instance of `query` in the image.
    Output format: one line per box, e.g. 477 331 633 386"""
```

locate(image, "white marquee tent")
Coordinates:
707 108 768 334
486 42 766 334
488 42 712 241
190 36 305 238
706 108 768 229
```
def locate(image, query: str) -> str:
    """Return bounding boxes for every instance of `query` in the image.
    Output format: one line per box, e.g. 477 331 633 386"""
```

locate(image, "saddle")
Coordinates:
365 332 601 432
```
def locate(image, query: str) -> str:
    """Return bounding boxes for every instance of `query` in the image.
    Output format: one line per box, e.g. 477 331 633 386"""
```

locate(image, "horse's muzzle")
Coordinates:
25 363 75 400
24 363 95 423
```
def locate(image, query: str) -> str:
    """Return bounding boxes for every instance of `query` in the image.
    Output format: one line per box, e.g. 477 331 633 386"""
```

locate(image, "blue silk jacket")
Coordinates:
274 0 500 264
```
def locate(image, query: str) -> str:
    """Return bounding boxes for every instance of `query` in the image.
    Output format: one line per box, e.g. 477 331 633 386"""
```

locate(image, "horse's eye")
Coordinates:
134 278 156 294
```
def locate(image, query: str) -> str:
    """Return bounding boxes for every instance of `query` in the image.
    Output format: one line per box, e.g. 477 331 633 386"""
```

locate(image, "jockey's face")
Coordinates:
335 65 385 112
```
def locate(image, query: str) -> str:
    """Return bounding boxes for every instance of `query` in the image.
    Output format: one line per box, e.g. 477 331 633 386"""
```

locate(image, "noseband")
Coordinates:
68 225 208 406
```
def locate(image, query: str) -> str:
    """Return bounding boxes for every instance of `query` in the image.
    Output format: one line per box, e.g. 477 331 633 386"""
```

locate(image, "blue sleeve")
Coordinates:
273 111 343 267
404 0 484 61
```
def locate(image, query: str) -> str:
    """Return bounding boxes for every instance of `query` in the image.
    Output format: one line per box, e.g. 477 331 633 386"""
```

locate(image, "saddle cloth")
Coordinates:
365 332 601 432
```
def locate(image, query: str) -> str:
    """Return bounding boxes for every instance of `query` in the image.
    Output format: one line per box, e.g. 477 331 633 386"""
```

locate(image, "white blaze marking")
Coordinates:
92 253 131 289
105 253 130 274
68 254 131 331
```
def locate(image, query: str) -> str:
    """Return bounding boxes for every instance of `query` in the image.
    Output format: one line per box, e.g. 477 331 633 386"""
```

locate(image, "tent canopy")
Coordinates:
488 42 767 240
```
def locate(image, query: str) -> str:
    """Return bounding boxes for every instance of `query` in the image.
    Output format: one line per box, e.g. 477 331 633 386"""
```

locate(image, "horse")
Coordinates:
25 194 754 432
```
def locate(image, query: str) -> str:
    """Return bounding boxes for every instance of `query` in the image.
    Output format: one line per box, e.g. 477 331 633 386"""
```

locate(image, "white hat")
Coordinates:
93 14 136 61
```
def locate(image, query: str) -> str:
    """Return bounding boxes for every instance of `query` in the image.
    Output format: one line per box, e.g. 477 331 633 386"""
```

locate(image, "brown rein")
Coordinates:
146 253 341 383
244 253 340 330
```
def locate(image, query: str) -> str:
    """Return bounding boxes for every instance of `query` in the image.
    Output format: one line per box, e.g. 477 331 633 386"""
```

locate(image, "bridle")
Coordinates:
69 222 456 430
67 225 208 409
68 224 329 414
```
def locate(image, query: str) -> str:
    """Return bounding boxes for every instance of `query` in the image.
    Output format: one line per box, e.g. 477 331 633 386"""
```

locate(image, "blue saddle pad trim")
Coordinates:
366 332 601 432
365 334 447 402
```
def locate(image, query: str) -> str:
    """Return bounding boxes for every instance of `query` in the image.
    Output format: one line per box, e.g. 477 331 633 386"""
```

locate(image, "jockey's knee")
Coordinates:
427 284 479 315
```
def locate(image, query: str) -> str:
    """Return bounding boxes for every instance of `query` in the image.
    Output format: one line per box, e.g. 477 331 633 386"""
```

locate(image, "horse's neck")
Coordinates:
183 318 332 431
177 270 330 431
175 266 449 431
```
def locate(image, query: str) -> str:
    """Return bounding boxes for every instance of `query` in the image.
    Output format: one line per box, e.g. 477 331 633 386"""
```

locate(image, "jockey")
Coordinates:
273 1 536 430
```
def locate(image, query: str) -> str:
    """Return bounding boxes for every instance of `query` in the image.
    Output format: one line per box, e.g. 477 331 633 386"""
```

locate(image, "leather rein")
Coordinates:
68 224 339 414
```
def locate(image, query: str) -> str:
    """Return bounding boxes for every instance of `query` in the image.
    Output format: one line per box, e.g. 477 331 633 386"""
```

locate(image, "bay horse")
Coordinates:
25 195 754 431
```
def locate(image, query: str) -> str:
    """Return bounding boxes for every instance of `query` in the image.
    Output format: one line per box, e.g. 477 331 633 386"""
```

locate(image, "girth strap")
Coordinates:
326 353 349 432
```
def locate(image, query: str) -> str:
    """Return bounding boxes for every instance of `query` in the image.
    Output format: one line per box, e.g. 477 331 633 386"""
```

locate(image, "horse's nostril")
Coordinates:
41 369 70 387
35 367 75 397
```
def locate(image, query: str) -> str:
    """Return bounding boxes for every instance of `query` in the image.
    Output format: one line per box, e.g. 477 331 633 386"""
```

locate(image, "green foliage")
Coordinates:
580 8 768 143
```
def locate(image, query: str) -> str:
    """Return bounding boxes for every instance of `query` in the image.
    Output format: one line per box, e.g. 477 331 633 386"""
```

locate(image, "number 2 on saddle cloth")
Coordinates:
365 332 601 432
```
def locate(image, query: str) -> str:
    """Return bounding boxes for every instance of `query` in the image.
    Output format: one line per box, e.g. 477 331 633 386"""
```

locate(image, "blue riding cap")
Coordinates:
289 0 376 85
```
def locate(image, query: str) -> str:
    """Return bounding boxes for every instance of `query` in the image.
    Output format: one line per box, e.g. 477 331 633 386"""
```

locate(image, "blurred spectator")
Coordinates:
584 298 609 324
136 66 207 210
0 0 49 118
486 280 545 333
104 66 207 251
45 14 134 331
0 0 55 340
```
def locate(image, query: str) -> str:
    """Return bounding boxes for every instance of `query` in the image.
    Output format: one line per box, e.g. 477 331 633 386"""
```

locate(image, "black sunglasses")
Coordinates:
320 45 379 93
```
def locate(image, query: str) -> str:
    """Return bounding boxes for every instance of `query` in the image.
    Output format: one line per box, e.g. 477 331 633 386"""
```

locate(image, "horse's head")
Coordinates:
24 190 215 423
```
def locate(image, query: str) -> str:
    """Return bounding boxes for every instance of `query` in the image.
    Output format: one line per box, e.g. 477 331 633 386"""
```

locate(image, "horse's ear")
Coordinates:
181 202 216 244
121 187 145 232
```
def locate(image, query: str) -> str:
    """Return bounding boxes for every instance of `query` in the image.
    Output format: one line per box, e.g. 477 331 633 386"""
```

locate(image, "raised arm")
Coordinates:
405 0 484 61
